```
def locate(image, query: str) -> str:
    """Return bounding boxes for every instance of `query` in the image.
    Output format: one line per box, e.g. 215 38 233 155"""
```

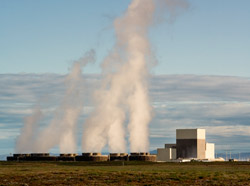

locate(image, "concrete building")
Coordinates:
176 129 206 159
157 145 176 161
157 129 215 161
205 143 215 159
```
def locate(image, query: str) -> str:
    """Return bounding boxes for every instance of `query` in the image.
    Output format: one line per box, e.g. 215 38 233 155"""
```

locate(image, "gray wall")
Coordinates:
176 139 197 158
176 139 205 159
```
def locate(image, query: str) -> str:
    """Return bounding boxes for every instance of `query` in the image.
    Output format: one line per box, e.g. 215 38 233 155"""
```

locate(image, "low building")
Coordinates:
157 145 176 161
205 143 215 159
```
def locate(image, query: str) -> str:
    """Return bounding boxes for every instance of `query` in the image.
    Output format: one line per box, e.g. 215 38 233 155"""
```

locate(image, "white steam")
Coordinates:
82 0 188 153
15 106 43 153
15 50 95 153
16 0 188 154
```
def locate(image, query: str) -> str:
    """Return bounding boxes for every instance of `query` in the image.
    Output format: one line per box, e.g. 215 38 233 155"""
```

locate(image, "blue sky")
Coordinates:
1 0 249 76
1 0 250 156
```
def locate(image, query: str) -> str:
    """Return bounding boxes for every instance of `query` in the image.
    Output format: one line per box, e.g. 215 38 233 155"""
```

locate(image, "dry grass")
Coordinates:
1 161 250 185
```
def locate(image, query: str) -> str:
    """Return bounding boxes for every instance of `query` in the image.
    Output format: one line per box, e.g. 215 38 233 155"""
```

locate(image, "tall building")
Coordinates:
157 129 215 161
176 129 206 159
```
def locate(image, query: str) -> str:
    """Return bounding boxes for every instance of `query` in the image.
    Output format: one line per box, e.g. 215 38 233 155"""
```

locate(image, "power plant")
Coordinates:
9 128 216 162
157 129 216 162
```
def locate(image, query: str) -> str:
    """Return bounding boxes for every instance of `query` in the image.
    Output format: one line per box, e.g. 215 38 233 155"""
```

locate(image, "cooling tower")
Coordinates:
7 153 57 161
30 153 50 157
7 154 30 161
75 152 109 161
109 153 129 161
27 153 57 161
58 153 78 161
129 152 156 162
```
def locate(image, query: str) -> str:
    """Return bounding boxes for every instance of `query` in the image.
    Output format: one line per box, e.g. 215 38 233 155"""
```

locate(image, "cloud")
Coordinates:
1 73 250 153
0 129 19 140
150 75 250 102
205 125 250 137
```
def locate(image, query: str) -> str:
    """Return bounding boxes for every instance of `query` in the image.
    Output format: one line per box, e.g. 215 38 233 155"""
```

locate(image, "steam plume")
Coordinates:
15 0 188 154
82 0 188 153
15 106 42 153
16 50 95 153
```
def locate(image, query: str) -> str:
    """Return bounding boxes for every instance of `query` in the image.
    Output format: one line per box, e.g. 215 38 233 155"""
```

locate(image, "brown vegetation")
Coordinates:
1 161 250 185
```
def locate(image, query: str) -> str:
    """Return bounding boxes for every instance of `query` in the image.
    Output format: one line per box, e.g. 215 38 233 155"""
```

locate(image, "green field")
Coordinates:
1 161 250 185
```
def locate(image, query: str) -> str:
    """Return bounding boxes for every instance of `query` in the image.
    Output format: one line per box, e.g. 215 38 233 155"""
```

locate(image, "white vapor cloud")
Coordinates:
14 50 96 153
1 74 250 153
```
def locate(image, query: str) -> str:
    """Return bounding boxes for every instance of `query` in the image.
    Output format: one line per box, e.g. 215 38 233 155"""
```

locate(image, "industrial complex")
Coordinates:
157 129 216 162
7 128 217 162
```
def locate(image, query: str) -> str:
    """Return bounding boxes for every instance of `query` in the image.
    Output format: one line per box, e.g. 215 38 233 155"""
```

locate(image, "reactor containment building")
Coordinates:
157 129 215 162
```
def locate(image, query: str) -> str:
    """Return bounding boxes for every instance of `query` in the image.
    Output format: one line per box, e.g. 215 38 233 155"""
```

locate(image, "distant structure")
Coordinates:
157 144 176 162
7 152 156 162
176 129 206 159
157 129 215 161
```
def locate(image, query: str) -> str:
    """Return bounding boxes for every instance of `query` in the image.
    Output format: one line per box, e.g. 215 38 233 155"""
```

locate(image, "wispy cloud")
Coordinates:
204 125 250 137
150 75 250 102
0 129 19 140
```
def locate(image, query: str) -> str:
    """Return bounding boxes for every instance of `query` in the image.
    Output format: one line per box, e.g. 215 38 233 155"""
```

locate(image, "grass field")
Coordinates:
1 161 250 185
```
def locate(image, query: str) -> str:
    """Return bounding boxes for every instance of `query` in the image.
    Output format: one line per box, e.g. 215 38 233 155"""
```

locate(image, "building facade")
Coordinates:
157 129 215 161
176 129 206 159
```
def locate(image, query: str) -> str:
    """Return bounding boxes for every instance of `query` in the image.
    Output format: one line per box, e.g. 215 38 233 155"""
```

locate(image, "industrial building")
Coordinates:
7 152 156 162
8 128 215 162
157 129 215 162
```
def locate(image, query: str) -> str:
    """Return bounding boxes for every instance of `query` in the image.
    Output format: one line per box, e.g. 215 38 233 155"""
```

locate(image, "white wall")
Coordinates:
171 148 176 160
205 143 215 159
